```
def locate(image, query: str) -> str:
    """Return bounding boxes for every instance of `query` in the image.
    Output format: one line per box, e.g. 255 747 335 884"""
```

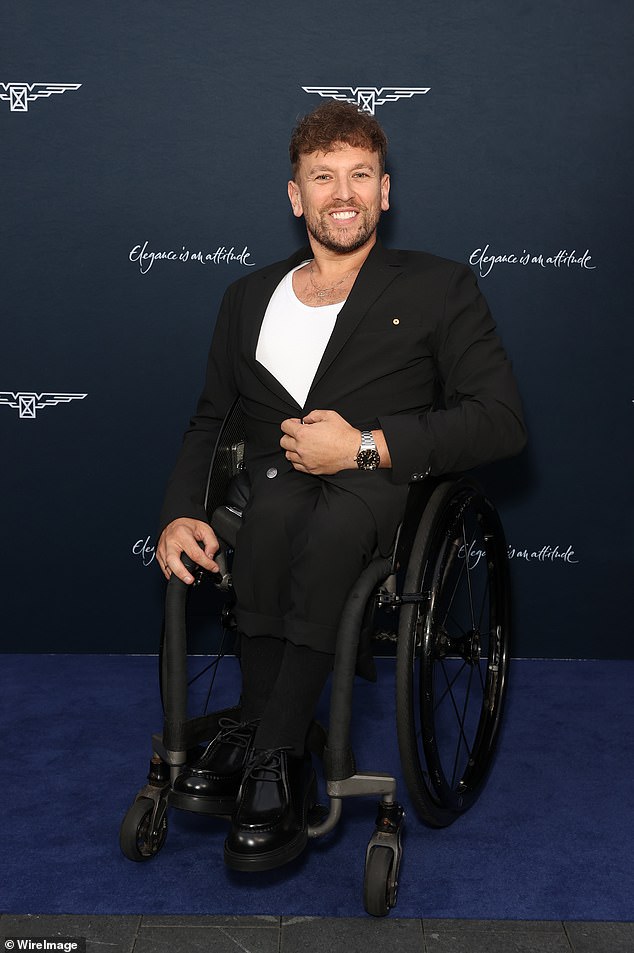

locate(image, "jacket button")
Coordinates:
266 467 278 479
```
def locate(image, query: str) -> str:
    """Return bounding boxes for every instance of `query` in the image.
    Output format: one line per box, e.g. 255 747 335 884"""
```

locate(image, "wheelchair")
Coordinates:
120 399 511 917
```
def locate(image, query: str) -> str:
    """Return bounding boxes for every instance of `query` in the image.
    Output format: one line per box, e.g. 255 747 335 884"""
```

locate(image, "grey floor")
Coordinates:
1 915 632 953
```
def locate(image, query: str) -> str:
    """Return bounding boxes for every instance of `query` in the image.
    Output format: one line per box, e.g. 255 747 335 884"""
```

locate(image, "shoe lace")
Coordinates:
214 716 259 749
244 747 292 782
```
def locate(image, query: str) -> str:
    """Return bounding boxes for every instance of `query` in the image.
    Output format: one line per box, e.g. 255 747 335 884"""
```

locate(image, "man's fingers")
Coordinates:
158 519 220 584
301 409 329 424
193 524 220 559
280 417 303 436
280 433 300 453
165 543 219 584
163 551 195 585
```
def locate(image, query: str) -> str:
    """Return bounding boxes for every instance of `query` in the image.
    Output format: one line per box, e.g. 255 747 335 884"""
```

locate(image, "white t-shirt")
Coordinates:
255 262 343 408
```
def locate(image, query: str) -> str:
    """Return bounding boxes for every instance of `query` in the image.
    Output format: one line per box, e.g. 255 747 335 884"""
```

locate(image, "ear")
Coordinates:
380 173 390 212
287 180 304 218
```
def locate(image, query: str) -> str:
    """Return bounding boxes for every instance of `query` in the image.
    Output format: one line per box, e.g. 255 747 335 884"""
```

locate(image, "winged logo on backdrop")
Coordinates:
302 86 430 115
0 83 82 112
0 393 87 419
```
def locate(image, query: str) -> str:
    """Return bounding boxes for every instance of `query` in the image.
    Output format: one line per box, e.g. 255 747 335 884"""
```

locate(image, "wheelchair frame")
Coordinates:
120 399 512 917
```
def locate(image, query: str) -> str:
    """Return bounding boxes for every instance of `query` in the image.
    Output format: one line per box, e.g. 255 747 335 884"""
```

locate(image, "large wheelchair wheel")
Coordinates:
396 478 511 827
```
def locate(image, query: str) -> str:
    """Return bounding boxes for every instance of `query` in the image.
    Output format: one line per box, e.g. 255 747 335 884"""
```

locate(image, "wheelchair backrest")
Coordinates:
203 398 249 522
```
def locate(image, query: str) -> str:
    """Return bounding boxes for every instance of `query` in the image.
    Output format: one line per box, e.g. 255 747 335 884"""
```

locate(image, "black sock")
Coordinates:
238 634 285 722
254 642 334 756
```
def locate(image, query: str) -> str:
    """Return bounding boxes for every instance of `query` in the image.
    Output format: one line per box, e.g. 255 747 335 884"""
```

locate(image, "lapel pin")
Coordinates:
392 318 400 326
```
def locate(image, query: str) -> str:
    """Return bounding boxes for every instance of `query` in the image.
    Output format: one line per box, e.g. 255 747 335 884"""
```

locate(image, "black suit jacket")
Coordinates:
160 241 526 552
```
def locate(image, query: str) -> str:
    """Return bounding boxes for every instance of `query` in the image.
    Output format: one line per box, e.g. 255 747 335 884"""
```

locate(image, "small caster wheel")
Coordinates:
363 846 394 917
119 797 167 862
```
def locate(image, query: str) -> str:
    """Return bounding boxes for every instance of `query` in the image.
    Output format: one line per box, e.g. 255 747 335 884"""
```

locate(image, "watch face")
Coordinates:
356 448 381 470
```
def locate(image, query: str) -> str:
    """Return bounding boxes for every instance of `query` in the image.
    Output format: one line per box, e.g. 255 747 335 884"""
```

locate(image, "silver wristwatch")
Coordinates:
355 430 381 470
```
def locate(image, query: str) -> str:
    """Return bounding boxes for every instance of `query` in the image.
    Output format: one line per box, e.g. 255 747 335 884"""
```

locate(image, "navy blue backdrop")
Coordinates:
1 1 632 657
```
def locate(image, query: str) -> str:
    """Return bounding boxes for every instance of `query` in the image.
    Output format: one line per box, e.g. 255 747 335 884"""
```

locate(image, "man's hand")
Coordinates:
280 409 360 474
156 517 220 584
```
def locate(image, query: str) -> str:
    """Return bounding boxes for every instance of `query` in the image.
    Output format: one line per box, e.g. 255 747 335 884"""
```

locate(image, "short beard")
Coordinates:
305 209 381 255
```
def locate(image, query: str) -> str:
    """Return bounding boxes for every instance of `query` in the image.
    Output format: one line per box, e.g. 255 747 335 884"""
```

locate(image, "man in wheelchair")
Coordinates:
156 101 526 873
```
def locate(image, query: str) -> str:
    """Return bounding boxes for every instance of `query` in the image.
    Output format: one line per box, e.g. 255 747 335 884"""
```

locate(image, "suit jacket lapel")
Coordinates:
309 240 404 392
242 241 403 411
244 247 311 410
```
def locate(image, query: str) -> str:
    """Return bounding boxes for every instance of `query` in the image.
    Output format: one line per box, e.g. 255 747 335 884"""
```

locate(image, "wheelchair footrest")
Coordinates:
326 771 397 801
168 788 235 817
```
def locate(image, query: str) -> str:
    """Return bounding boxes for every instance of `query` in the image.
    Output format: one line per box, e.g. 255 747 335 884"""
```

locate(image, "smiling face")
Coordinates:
288 143 390 256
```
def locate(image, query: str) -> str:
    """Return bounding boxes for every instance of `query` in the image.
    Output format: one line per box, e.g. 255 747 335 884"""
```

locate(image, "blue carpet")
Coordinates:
1 655 632 920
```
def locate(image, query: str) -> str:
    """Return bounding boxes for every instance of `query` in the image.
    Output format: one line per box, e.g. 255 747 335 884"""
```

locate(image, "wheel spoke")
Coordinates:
187 656 220 688
462 520 477 633
202 628 228 714
440 539 467 630
477 573 490 631
186 629 229 714
436 659 475 772
440 527 481 641
450 664 475 787
476 655 487 692
432 656 468 710
444 611 469 639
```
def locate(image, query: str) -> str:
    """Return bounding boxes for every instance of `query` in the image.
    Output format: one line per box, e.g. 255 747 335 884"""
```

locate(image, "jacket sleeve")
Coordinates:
158 286 239 534
379 263 527 484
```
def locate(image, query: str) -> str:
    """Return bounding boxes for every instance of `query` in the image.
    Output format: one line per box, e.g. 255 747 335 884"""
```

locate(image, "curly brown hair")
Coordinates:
289 101 388 177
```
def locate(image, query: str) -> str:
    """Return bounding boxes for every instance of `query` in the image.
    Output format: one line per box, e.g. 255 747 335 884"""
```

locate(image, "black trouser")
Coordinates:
232 468 378 654
231 469 378 753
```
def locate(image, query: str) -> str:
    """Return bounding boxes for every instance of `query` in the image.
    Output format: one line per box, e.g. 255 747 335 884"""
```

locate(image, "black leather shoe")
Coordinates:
172 717 258 813
224 748 316 871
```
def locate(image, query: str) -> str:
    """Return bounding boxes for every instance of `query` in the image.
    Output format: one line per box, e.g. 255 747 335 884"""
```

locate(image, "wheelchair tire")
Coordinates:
119 797 168 862
396 478 511 828
363 846 393 917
